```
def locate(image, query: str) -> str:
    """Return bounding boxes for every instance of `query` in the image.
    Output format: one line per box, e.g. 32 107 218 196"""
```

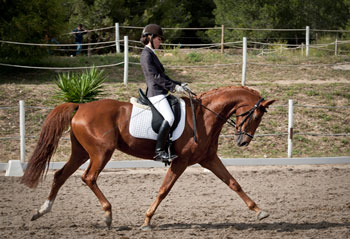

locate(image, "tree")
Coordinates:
115 0 193 43
0 0 70 57
210 0 350 43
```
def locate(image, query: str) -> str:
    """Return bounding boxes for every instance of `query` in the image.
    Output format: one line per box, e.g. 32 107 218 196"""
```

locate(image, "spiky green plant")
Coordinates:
54 67 106 103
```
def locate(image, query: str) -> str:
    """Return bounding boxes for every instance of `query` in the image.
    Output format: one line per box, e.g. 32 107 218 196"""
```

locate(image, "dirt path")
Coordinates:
1 164 349 238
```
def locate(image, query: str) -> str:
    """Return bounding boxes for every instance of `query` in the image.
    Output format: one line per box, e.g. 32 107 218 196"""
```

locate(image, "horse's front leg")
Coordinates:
141 159 187 230
200 155 269 220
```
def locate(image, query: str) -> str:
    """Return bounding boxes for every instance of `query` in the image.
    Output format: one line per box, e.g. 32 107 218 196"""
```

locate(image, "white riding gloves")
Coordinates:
175 84 184 93
175 83 191 93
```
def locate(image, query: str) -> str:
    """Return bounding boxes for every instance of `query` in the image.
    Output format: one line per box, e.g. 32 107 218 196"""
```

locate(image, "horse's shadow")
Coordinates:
154 221 350 232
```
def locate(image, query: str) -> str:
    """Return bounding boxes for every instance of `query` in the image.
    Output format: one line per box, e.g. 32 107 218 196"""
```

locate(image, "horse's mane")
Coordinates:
198 86 261 99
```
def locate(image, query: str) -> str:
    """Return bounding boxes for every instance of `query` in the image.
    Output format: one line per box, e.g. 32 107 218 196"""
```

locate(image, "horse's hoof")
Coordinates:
257 210 269 220
104 219 112 229
105 221 112 229
140 225 152 231
31 211 40 221
104 212 112 229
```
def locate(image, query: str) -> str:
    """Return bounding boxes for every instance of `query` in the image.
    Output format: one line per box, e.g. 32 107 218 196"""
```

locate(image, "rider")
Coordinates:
140 24 189 163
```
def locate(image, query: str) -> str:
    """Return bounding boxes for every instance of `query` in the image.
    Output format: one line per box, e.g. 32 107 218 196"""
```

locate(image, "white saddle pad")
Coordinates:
129 97 186 141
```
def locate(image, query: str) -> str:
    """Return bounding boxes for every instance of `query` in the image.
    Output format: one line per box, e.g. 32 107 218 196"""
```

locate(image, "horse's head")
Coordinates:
198 86 275 147
234 98 275 147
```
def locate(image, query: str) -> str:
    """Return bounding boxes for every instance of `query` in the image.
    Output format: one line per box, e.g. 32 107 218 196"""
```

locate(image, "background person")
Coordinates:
45 32 59 55
72 24 87 56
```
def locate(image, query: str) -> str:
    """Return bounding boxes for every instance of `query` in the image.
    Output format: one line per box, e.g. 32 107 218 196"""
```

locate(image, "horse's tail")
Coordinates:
21 103 79 188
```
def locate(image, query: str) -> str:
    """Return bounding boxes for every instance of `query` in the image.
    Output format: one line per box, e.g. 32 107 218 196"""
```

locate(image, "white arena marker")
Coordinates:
5 160 24 177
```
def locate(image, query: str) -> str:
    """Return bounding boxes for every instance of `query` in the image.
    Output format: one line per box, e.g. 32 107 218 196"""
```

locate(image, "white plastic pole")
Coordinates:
115 23 120 53
19 100 26 163
305 26 309 57
123 35 128 85
288 99 294 158
241 37 247 86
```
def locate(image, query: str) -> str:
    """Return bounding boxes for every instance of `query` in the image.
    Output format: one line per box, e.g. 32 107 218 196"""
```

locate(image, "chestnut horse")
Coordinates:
21 85 274 229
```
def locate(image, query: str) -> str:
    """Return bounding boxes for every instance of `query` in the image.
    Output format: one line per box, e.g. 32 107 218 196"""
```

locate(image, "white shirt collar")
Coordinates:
146 45 155 53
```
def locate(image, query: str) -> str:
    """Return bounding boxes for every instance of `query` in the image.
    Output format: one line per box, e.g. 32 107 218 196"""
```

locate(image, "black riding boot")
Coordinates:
154 120 178 163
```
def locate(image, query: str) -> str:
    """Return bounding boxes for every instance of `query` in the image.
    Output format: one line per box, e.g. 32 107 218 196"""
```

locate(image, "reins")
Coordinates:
187 91 198 143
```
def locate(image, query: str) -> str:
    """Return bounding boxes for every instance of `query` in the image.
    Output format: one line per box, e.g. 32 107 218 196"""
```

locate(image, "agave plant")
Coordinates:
55 66 106 103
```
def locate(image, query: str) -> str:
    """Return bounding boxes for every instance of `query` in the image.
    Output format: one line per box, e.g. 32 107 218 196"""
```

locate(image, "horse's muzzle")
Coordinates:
236 134 251 147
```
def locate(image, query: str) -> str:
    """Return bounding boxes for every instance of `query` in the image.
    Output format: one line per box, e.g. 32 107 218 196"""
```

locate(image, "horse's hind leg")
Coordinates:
31 135 89 221
81 149 114 228
141 159 187 230
200 155 269 220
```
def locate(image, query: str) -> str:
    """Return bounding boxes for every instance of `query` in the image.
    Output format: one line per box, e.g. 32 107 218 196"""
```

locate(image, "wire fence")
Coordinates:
1 24 350 66
1 38 349 53
0 38 349 70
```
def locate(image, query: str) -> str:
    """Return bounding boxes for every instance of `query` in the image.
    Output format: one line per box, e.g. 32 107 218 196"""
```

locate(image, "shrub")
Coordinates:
54 66 106 103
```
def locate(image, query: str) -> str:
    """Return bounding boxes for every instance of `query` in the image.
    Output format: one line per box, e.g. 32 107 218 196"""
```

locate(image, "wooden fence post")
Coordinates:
87 31 91 57
335 38 338 56
301 43 304 56
221 24 225 54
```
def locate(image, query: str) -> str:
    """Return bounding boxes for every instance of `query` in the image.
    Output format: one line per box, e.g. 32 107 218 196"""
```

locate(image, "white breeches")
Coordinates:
149 94 175 126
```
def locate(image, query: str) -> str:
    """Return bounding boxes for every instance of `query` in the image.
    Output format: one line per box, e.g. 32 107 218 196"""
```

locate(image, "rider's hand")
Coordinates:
175 84 185 93
175 83 192 94
181 83 191 93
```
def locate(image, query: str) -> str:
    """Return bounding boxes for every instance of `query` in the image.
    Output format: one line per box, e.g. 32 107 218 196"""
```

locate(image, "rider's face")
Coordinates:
152 36 162 49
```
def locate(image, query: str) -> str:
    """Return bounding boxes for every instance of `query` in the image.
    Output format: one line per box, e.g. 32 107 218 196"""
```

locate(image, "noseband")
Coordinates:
236 98 265 139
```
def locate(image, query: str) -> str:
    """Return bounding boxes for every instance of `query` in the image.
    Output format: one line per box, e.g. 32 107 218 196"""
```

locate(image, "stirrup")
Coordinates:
154 151 177 165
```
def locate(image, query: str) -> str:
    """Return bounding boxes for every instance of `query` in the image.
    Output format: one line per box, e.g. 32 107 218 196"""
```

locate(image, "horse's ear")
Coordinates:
261 99 275 109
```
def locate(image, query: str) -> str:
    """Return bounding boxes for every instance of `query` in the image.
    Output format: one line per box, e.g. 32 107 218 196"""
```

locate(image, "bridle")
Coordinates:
186 89 264 140
235 97 265 139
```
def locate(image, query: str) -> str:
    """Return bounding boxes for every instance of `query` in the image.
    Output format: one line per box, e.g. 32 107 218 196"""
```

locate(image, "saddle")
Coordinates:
137 89 181 135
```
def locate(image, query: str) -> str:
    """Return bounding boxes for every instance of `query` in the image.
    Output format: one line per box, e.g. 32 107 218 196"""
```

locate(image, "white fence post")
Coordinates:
241 37 247 86
123 35 128 85
19 100 26 163
115 23 120 53
288 99 294 158
305 26 310 57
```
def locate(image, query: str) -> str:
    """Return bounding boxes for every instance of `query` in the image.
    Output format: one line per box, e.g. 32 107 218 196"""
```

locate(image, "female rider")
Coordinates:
140 24 189 163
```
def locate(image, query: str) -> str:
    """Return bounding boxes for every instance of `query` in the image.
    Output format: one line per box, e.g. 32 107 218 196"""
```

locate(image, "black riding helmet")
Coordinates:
141 24 164 49
142 24 164 39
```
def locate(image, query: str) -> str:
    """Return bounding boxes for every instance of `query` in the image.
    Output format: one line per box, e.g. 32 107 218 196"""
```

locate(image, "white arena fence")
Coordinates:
0 100 349 166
